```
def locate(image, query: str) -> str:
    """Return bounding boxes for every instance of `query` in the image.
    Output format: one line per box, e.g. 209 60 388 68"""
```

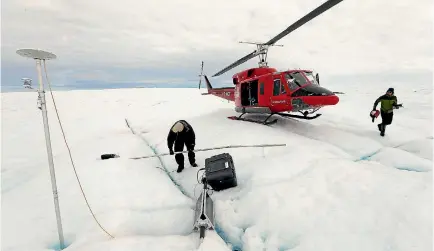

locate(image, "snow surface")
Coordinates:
1 81 433 251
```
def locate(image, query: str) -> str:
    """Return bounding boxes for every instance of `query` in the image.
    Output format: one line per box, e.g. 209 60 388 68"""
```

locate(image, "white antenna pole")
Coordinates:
16 49 65 250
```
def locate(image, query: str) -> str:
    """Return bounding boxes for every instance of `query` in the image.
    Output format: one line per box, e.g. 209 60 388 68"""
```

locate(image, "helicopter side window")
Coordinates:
280 82 286 94
273 79 281 96
259 82 264 95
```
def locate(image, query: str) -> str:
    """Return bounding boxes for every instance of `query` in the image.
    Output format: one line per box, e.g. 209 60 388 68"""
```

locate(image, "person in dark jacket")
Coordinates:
372 87 401 136
167 120 198 172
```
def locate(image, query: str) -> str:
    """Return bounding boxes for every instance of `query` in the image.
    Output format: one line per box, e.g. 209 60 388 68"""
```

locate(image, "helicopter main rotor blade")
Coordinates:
265 0 343 46
211 0 344 77
212 51 256 77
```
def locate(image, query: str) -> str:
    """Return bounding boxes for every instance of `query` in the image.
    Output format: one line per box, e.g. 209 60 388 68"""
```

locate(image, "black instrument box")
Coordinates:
205 153 238 191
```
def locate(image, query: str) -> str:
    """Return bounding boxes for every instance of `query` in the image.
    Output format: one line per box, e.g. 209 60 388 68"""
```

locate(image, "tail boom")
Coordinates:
203 75 235 101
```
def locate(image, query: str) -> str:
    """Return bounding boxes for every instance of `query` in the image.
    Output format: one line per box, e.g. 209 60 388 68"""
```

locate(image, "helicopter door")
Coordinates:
240 80 259 106
270 78 287 111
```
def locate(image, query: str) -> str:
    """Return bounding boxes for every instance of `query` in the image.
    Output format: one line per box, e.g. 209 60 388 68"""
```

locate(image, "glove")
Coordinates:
370 110 378 123
169 149 174 155
393 103 403 109
187 144 195 151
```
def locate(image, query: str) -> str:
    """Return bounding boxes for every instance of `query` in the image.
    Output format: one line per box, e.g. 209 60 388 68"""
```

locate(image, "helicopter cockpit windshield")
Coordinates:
303 71 319 85
284 71 333 97
284 72 308 91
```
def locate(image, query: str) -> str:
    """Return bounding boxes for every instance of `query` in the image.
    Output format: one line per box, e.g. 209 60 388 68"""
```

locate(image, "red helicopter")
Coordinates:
199 0 344 125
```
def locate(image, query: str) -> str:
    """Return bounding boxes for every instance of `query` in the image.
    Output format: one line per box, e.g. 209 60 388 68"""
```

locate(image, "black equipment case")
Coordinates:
204 153 238 191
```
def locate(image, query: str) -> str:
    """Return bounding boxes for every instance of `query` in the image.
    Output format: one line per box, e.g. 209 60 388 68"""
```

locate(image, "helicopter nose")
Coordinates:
325 95 339 105
298 95 339 106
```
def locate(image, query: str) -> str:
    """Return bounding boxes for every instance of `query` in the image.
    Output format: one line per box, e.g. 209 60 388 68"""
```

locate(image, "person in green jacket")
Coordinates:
372 88 401 136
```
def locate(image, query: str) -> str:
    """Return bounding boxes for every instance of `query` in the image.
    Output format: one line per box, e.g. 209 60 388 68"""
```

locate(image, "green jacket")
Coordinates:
373 94 398 113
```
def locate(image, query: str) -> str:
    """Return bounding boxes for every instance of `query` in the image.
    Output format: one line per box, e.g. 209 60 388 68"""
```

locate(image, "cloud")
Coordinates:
1 0 433 89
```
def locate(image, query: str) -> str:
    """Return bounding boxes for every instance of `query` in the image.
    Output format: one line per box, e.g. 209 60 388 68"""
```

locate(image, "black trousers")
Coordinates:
174 138 195 167
381 111 393 125
378 111 393 134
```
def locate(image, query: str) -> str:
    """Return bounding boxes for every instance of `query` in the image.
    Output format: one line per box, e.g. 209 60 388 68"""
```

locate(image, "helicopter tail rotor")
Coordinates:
198 61 204 89
203 75 213 93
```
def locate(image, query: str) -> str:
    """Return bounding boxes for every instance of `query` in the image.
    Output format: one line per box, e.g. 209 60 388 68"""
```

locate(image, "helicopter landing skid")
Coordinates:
276 112 322 120
228 111 321 125
227 113 278 125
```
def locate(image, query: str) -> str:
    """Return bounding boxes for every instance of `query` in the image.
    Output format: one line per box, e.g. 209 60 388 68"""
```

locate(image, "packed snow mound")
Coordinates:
2 81 432 251
215 159 432 251
66 235 200 251
273 119 384 157
368 147 432 172
62 231 231 251
395 137 433 160
197 232 233 251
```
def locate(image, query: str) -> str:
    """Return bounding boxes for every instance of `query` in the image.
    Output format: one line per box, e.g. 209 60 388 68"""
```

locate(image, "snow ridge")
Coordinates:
125 118 190 197
125 118 240 250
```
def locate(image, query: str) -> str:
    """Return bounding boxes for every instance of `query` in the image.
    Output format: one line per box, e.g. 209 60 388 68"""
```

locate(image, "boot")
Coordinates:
175 153 184 173
380 124 386 137
177 165 184 173
188 150 197 167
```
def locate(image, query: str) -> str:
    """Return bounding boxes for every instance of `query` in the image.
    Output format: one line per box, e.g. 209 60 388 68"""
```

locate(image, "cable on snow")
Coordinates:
129 143 287 160
43 60 115 239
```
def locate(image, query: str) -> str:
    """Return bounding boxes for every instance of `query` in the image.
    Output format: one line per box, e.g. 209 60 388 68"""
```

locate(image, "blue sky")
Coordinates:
1 0 432 92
